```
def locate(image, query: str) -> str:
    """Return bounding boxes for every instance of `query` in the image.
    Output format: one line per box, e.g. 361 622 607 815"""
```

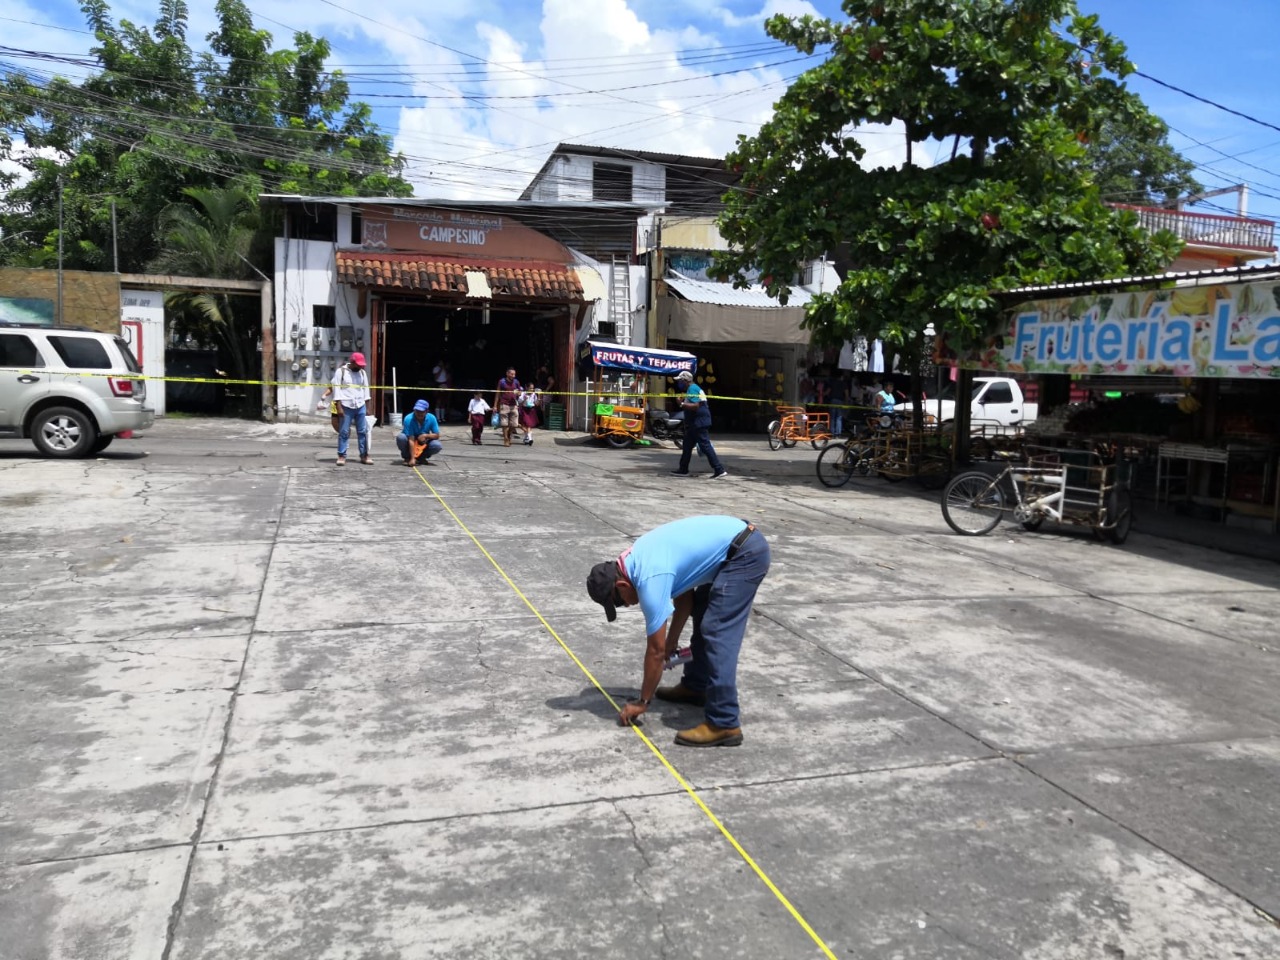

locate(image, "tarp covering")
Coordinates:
658 297 811 344
587 341 696 375
660 269 821 344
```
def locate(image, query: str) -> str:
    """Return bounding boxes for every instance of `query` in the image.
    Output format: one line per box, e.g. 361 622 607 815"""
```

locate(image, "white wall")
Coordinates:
273 236 367 419
119 288 167 416
527 154 666 205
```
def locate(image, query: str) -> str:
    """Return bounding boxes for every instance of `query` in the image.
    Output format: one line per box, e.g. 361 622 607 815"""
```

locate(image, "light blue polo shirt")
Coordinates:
623 515 749 635
402 412 439 437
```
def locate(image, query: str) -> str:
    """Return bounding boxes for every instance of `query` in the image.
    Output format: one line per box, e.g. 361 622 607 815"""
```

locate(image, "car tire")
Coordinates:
90 435 115 454
32 406 98 459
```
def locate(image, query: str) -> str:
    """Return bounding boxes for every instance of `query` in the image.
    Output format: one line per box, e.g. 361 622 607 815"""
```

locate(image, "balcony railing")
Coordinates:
1110 203 1276 253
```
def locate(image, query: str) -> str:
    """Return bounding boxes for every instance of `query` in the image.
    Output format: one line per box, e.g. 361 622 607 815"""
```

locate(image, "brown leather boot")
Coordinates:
675 721 743 747
654 683 706 706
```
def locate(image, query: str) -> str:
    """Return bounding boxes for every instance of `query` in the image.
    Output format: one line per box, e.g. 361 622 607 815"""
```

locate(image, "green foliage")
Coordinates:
0 0 410 272
715 0 1185 359
149 178 262 409
1087 111 1202 206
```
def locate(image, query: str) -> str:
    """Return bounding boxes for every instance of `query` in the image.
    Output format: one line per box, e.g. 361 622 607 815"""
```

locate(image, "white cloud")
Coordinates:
2 0 824 201
705 0 823 30
388 0 812 198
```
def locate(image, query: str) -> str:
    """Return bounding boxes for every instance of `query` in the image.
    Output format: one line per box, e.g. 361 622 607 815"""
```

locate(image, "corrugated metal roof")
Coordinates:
1003 261 1280 298
664 271 816 308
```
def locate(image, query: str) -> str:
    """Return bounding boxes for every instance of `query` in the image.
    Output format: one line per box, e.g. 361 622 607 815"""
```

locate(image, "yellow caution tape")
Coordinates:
0 368 879 414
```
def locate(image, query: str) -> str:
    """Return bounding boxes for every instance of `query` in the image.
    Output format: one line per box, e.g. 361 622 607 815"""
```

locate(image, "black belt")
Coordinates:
725 521 757 560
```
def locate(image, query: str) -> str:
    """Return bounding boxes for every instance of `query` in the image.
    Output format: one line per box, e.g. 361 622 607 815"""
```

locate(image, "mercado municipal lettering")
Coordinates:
973 282 1280 379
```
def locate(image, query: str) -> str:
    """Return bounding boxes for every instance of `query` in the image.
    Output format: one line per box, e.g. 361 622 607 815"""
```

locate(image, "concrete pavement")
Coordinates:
1 416 1278 959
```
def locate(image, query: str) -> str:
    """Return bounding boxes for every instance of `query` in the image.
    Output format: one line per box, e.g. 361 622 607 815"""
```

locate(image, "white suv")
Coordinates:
0 323 155 457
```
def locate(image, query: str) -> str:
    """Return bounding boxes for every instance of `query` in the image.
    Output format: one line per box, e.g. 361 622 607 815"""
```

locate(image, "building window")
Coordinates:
312 305 336 328
286 204 337 242
350 212 362 245
593 162 633 202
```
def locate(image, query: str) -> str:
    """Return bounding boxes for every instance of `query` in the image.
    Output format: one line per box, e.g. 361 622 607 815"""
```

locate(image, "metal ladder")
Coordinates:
607 257 632 345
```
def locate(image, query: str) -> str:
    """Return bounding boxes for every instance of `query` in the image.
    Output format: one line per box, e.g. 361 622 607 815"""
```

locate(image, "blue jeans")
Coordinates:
396 433 442 461
677 421 724 474
679 530 771 728
337 406 368 458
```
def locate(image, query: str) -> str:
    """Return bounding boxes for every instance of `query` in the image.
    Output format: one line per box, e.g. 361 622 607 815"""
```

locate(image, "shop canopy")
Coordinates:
659 269 826 344
587 341 697 376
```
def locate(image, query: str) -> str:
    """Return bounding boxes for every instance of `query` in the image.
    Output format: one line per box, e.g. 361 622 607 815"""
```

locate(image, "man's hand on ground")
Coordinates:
617 701 647 727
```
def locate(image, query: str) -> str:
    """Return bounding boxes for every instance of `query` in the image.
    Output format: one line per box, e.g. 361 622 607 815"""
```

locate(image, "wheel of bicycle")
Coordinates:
816 441 857 488
782 432 798 448
941 471 1006 535
767 420 783 451
811 433 832 450
1104 488 1133 544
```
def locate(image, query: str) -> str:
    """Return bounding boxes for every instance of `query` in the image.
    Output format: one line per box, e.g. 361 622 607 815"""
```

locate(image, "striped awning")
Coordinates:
335 251 590 302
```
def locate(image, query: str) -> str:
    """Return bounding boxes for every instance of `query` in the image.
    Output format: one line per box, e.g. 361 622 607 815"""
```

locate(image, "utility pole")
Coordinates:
56 182 64 325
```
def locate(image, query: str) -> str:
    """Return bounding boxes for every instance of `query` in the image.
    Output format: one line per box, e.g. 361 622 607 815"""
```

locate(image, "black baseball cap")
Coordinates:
586 560 620 622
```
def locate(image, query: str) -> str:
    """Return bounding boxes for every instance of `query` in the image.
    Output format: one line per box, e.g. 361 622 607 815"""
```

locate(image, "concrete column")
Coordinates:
261 280 275 422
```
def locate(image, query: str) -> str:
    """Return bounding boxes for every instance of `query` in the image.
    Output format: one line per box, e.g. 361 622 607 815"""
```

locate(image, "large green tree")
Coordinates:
1087 110 1201 207
0 0 410 272
715 0 1185 365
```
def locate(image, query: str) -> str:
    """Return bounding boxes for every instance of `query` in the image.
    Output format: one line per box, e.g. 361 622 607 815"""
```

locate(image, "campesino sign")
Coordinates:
961 281 1280 379
359 205 571 262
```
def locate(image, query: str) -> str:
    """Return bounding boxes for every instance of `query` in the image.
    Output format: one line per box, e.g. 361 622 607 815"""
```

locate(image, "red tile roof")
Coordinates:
335 252 585 301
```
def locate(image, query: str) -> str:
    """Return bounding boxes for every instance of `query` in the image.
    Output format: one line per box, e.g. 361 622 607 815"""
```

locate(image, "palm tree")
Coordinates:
149 179 263 413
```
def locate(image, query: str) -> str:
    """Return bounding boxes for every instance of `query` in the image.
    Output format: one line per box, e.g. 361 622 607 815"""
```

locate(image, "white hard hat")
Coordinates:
674 370 693 382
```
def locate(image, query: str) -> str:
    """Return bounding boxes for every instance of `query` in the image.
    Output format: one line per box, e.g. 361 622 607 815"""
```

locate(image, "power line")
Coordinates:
1134 70 1280 138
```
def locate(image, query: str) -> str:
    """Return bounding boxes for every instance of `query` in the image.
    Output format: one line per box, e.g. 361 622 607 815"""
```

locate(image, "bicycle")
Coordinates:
816 414 952 489
767 405 833 450
940 454 1132 543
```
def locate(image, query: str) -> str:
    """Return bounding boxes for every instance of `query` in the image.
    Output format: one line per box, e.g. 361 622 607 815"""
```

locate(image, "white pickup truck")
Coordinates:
897 376 1038 430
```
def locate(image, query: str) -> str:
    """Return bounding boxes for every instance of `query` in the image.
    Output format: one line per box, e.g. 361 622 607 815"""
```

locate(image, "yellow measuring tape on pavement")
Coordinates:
410 467 840 960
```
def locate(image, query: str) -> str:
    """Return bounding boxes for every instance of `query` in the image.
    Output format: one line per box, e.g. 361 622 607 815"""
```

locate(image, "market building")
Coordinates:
521 144 839 431
260 194 646 425
955 259 1280 535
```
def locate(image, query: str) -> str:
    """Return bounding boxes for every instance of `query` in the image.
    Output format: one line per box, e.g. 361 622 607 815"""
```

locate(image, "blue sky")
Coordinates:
3 0 1279 222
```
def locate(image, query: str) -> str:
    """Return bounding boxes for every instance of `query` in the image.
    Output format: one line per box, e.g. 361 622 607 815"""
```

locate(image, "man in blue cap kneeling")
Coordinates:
397 399 442 466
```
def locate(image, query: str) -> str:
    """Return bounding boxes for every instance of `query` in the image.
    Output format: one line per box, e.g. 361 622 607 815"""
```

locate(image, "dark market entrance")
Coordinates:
380 300 562 422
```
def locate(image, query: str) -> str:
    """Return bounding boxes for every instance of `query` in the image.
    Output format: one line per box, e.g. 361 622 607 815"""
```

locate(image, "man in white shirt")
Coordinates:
332 351 372 466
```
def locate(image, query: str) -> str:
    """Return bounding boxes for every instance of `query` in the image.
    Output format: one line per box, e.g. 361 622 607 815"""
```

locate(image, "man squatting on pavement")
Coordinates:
586 515 770 746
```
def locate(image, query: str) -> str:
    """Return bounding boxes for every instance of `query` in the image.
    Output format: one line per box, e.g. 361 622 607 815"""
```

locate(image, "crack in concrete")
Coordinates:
919 909 999 956
106 646 241 664
615 802 673 960
156 478 291 960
